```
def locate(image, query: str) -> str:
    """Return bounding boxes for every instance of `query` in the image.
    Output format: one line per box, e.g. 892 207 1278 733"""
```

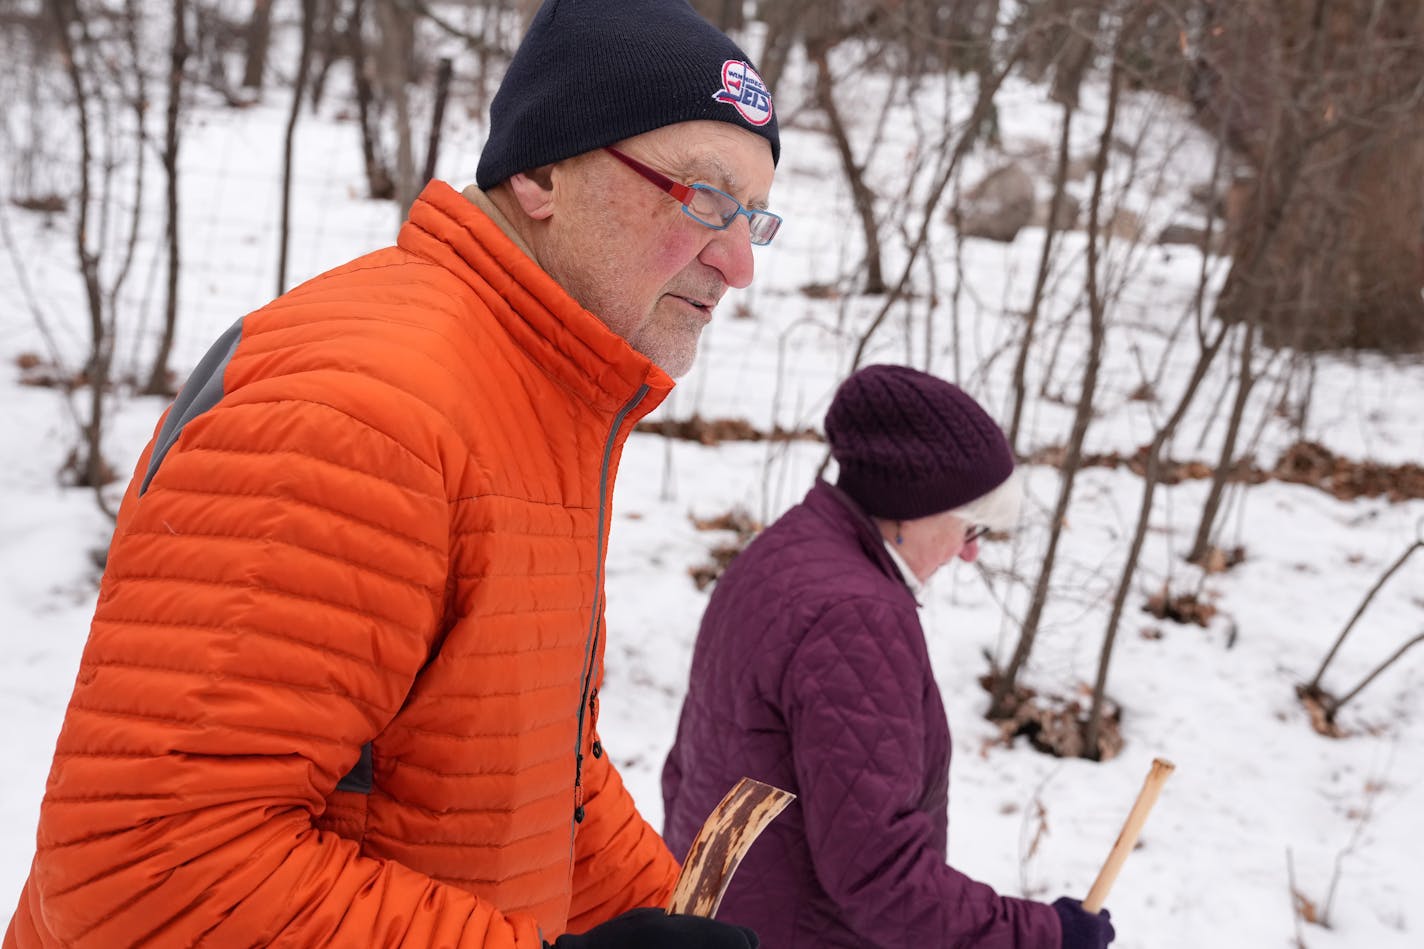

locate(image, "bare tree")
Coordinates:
307 0 345 108
375 0 420 215
755 0 814 96
808 39 887 294
1300 520 1424 725
1046 0 1103 107
143 0 190 397
189 0 250 106
988 2 1125 723
1311 631 1424 727
277 0 317 295
1181 0 1405 563
799 3 960 298
1083 320 1229 753
846 34 1024 370
1196 0 1424 353
690 0 745 32
1183 313 1264 565
48 0 153 505
1004 0 1124 454
1006 94 1075 453
988 2 1424 746
241 0 273 90
421 54 453 186
337 0 502 207
1018 0 1104 89
347 0 395 199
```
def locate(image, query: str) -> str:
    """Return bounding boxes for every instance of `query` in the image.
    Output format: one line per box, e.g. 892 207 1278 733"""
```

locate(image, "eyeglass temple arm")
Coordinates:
605 148 694 205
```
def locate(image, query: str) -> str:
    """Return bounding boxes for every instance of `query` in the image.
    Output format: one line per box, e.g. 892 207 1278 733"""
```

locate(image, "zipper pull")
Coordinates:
588 688 602 757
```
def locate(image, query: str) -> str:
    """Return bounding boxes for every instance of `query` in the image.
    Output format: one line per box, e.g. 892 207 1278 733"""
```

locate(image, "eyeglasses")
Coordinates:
964 524 990 544
603 146 783 246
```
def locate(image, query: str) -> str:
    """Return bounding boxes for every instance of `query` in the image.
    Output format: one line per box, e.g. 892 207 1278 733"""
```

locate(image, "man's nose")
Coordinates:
698 217 756 289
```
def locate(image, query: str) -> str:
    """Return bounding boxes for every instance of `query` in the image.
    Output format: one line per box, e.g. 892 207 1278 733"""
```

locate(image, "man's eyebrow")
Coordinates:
678 156 770 211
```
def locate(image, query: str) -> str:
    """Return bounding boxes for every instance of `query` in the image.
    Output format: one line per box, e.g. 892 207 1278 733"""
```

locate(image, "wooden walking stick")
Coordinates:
667 777 796 917
1083 757 1175 913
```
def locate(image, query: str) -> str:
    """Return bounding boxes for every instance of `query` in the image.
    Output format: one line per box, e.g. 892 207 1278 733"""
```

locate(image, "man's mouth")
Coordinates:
669 293 715 315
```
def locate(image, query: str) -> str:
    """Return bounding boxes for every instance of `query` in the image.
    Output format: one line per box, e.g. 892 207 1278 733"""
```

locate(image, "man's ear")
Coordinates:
505 165 557 221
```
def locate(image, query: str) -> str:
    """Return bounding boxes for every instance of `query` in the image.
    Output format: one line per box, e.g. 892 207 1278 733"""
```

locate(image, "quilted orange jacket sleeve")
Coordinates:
12 372 543 948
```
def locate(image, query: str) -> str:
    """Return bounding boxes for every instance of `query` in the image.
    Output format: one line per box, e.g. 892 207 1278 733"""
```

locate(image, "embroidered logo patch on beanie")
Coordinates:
712 60 773 127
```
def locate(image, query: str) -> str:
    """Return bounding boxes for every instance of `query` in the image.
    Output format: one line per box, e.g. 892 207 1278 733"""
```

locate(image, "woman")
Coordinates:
661 365 1115 948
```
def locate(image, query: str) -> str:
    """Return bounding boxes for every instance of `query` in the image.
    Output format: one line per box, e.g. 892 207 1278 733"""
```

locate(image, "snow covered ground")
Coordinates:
2 35 1421 948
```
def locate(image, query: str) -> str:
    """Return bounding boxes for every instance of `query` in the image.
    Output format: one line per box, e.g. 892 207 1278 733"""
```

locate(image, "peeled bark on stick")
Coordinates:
667 777 795 918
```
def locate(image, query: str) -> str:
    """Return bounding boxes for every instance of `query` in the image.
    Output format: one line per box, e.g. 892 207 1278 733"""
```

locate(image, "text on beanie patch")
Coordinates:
712 60 773 126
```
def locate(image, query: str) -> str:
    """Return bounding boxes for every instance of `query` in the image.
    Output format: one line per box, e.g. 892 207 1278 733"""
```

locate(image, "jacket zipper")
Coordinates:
572 384 648 827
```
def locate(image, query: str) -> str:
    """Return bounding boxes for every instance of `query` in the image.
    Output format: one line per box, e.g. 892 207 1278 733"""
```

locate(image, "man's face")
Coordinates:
530 121 776 378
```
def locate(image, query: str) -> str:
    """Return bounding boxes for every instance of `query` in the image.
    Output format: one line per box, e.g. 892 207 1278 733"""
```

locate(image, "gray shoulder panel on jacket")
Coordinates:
139 317 245 496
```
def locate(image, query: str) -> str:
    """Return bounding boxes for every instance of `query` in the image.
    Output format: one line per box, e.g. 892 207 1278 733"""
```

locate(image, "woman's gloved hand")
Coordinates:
548 907 759 949
1052 897 1115 949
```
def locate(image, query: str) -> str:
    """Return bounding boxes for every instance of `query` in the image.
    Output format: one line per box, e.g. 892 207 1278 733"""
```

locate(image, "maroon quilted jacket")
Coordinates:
662 481 1061 948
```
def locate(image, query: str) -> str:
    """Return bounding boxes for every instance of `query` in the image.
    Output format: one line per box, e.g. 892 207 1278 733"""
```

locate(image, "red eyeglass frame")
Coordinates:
602 146 782 245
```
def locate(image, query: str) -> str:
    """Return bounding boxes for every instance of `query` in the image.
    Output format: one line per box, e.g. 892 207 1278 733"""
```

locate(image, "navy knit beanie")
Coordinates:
825 365 1016 520
476 0 780 190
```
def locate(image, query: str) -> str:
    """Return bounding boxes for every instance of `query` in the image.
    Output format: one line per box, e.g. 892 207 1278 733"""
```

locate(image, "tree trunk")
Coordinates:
50 0 113 493
1016 0 1073 83
756 0 812 96
277 0 317 295
1306 538 1422 695
1324 632 1424 723
989 17 1114 722
348 0 394 200
1185 320 1256 564
242 0 273 90
1048 1 1102 107
146 0 189 397
376 0 419 216
1329 122 1424 351
1080 3 1221 758
811 45 885 295
690 0 743 32
847 38 1023 371
308 0 343 109
1085 324 1227 756
1007 97 1075 453
939 0 1000 76
1199 0 1424 353
421 55 453 189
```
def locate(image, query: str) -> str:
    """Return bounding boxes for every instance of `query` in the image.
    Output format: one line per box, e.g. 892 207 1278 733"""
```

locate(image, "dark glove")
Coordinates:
549 907 759 949
1052 897 1115 949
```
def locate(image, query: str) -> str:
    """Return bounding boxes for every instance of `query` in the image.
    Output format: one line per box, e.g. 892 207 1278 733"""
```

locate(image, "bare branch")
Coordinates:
1307 519 1424 694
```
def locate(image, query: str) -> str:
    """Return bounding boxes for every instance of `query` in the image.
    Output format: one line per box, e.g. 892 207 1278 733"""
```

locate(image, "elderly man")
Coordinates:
5 1 777 947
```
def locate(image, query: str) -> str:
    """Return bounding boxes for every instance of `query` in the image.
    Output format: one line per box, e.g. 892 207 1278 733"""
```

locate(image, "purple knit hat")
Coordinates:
825 365 1015 520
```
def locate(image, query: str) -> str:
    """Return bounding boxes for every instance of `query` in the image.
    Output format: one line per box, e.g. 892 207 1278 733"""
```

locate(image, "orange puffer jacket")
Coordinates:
6 181 680 947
